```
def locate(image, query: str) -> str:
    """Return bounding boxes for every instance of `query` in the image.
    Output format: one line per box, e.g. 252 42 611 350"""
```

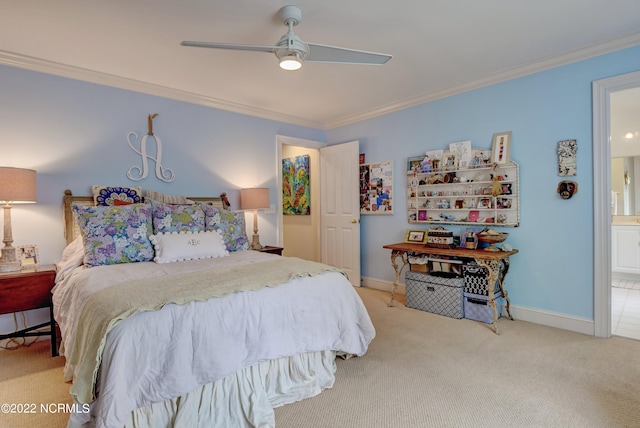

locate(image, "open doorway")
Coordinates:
276 135 324 261
593 70 640 338
610 86 640 340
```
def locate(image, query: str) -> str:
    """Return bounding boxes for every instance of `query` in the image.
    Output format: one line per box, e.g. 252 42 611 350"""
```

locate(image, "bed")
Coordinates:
53 188 375 428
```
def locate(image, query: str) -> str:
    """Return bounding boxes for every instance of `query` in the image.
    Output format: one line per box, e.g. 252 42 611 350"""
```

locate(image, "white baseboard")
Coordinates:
361 276 595 336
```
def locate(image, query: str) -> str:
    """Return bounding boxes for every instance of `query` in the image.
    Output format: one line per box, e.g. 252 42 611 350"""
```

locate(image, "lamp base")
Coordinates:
251 234 263 250
0 261 20 272
0 247 20 272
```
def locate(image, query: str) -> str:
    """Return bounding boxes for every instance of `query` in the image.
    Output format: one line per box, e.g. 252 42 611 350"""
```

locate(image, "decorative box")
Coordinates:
463 291 503 324
462 264 499 296
426 227 456 249
405 271 464 319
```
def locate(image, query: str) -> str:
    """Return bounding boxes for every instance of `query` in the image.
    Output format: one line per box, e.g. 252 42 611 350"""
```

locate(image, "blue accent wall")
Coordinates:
0 64 325 267
327 44 640 320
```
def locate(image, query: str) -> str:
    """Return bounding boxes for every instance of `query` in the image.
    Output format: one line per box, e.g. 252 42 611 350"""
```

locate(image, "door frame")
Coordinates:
275 135 326 250
593 70 640 338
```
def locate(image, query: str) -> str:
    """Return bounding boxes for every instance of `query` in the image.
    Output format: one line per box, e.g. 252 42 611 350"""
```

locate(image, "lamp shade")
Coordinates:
240 188 270 210
0 167 37 203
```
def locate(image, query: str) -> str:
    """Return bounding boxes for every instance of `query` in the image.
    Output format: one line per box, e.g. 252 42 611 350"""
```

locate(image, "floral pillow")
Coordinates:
149 199 205 234
72 203 154 267
199 203 250 252
92 185 143 206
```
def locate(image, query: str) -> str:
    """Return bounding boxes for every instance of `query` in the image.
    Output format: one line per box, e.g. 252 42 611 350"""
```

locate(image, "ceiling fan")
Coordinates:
180 5 392 71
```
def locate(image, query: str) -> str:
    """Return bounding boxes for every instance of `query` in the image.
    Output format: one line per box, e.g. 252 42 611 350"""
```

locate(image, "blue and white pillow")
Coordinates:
92 185 143 206
199 203 250 252
149 199 205 234
72 203 154 267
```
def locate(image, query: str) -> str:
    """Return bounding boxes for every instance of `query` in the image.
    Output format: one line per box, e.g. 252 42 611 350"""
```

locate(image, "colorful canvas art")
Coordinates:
282 155 310 215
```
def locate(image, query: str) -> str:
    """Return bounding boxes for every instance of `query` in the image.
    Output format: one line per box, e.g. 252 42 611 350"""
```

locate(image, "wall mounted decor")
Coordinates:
282 154 310 215
557 139 577 176
360 160 393 214
557 180 578 199
127 113 175 183
407 146 520 226
491 131 512 164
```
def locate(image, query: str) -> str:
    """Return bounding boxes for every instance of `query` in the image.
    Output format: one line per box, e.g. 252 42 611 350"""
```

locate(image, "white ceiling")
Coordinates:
1 0 640 129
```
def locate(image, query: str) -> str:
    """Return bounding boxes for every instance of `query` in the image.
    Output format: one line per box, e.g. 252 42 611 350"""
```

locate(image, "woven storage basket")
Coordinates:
405 271 464 319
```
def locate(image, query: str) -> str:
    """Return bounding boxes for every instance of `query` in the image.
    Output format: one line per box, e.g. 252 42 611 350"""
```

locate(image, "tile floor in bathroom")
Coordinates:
612 279 640 340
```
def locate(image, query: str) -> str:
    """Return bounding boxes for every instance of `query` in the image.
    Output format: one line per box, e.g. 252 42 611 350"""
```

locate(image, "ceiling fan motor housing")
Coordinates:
275 32 309 60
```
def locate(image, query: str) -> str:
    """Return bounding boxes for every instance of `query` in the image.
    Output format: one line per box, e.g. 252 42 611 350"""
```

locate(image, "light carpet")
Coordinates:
1 287 639 427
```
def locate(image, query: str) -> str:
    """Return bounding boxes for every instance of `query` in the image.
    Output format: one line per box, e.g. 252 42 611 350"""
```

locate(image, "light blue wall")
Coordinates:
2 44 640 330
327 44 640 320
0 65 326 267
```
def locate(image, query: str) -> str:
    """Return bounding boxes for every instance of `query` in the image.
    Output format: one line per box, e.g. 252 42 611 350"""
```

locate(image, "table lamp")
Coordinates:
0 167 37 272
240 188 270 250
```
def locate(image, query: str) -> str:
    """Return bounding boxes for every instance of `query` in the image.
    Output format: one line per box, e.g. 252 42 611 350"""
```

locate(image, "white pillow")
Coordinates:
55 236 85 282
149 230 229 263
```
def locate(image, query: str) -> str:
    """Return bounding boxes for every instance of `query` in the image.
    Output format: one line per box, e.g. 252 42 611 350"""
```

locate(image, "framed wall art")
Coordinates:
557 139 577 176
492 131 512 164
282 154 310 215
360 160 393 214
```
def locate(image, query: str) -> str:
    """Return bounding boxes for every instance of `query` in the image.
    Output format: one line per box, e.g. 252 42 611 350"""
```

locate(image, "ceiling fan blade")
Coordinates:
306 43 392 65
180 41 278 53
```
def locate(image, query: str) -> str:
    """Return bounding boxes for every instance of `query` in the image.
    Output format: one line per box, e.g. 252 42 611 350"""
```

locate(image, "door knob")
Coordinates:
351 219 360 224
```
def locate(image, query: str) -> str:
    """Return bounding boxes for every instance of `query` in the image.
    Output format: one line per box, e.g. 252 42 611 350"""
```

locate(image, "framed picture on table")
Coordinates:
404 229 428 244
18 244 39 267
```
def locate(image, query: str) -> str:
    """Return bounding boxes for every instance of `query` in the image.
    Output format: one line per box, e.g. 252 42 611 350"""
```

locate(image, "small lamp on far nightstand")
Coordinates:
0 167 37 272
240 187 270 250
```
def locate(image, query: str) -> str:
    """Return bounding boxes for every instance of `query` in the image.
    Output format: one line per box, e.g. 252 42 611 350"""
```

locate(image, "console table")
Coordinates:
382 243 518 334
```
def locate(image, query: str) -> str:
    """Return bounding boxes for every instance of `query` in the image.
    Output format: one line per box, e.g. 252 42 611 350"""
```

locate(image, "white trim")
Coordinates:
326 33 640 129
2 32 640 130
361 277 594 335
592 70 640 338
0 50 324 129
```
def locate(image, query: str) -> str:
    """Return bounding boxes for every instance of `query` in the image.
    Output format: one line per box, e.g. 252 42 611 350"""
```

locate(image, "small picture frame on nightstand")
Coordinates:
17 244 39 267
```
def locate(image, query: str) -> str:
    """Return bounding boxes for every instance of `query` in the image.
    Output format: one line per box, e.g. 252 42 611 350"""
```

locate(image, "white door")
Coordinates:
320 141 361 286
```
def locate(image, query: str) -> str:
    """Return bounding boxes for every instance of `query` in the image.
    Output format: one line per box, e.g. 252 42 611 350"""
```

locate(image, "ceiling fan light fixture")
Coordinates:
279 54 302 71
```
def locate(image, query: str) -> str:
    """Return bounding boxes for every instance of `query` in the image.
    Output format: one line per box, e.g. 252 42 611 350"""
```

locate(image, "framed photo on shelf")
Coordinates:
449 140 472 168
17 244 39 267
441 151 458 171
404 229 428 244
418 210 427 221
479 197 492 208
407 156 424 173
492 131 512 164
471 149 492 168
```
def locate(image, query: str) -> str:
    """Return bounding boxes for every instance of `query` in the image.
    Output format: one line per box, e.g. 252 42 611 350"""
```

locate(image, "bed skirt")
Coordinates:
69 350 339 428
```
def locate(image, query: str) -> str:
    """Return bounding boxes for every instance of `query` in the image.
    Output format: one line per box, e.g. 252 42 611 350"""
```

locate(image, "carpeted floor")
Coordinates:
1 287 639 427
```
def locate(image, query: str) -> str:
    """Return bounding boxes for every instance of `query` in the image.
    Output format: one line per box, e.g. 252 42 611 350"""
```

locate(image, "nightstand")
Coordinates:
0 265 58 357
256 246 284 256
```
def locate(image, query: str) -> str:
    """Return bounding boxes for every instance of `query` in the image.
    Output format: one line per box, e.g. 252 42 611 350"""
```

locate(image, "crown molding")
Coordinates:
0 50 323 129
324 32 640 129
2 31 640 132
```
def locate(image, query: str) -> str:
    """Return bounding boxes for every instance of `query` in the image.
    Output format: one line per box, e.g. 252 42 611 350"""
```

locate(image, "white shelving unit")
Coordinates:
407 161 520 227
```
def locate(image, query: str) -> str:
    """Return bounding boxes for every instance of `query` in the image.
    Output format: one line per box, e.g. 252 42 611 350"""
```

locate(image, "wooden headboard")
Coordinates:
62 189 230 245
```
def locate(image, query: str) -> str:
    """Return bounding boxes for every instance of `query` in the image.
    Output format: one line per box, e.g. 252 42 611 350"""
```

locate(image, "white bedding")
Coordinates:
53 250 375 427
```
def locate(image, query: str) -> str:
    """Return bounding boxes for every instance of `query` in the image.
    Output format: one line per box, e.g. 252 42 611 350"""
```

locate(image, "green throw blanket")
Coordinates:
68 257 346 403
